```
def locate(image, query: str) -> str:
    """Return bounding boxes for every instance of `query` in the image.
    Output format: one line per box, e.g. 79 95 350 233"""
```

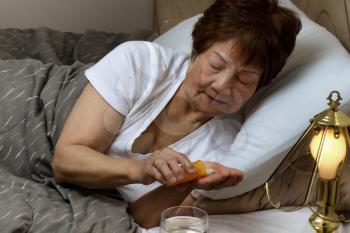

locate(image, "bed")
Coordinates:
0 0 349 232
149 0 350 232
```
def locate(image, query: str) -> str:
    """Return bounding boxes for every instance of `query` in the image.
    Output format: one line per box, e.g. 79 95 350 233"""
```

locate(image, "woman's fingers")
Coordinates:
167 158 185 180
214 171 243 189
154 158 177 184
212 176 238 189
151 166 165 184
191 164 244 190
213 168 243 188
167 148 195 173
152 147 195 184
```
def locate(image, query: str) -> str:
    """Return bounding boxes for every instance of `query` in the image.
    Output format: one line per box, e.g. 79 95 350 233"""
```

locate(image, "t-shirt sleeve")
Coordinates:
84 41 144 116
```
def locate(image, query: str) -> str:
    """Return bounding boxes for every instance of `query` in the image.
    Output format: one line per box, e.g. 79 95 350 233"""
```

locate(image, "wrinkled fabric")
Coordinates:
0 27 151 233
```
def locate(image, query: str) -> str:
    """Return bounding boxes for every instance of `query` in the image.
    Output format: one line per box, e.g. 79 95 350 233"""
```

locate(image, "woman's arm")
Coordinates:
127 183 194 229
52 83 150 189
52 82 196 189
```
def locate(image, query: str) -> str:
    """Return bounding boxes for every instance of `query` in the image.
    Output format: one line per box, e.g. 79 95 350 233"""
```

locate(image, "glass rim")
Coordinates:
161 205 208 220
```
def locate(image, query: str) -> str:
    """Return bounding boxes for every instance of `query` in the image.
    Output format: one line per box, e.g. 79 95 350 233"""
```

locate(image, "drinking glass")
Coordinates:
160 206 208 233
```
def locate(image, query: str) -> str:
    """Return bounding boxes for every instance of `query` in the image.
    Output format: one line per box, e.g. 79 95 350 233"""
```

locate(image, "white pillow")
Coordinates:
153 0 350 199
153 15 200 54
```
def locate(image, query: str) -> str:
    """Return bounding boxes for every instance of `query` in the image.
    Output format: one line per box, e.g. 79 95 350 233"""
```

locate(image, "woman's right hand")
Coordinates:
135 147 196 185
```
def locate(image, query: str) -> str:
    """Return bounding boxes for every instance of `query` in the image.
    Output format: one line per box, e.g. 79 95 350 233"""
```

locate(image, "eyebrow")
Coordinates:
241 69 260 75
213 50 261 76
213 51 228 64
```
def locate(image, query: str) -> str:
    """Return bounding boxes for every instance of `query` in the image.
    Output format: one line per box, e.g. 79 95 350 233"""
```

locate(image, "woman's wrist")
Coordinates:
127 159 146 184
173 182 194 193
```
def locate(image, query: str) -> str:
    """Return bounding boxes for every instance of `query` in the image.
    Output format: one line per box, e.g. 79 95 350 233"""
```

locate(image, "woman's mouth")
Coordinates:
205 93 227 105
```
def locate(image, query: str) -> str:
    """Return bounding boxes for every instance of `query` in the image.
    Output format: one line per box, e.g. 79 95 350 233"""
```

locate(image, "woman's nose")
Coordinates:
211 74 233 95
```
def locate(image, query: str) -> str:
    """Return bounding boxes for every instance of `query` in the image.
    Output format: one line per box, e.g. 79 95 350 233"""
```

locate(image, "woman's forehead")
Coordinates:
208 40 264 70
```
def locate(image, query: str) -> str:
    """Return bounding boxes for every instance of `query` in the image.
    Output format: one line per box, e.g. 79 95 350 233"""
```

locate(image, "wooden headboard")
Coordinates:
292 0 350 51
154 0 350 52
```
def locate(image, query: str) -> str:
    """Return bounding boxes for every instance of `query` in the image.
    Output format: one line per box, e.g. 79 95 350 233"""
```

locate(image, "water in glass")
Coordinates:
161 216 207 233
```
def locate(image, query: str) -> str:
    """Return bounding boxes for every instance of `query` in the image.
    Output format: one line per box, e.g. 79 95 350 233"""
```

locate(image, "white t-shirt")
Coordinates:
85 41 244 203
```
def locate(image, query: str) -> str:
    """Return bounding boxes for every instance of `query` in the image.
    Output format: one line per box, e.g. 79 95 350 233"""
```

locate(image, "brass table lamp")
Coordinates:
265 90 350 233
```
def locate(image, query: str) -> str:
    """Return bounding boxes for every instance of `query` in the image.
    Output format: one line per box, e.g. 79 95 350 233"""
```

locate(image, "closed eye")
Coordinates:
241 69 260 76
210 63 222 71
238 72 259 85
237 78 252 85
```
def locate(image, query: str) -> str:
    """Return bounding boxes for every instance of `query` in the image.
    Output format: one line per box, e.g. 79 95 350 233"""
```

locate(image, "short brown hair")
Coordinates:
191 0 302 89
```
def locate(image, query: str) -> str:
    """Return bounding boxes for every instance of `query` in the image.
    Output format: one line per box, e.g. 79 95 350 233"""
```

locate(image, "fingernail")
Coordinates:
177 174 184 180
171 177 177 183
189 167 195 173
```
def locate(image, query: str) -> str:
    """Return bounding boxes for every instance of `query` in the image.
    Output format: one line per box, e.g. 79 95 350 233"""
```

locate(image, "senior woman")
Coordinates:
52 0 301 228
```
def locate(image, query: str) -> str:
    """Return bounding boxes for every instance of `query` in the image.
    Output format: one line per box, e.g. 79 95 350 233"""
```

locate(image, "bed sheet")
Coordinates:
143 208 350 233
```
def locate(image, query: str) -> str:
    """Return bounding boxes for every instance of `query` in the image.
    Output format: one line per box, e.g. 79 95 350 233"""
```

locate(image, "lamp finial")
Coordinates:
327 91 342 111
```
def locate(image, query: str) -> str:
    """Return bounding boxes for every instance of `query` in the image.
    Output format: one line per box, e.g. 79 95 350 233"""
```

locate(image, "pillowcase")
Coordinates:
153 0 350 200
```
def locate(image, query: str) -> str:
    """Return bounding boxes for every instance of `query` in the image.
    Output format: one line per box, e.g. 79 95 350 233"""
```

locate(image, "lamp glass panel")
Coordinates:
265 123 317 209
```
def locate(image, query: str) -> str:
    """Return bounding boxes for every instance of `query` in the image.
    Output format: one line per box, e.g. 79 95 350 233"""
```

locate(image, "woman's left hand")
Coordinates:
189 161 243 190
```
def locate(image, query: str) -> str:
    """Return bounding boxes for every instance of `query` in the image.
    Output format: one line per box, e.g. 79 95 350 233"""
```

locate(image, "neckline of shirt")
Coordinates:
126 58 215 159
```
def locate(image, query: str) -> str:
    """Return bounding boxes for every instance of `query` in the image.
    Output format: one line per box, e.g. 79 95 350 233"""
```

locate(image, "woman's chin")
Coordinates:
194 103 226 117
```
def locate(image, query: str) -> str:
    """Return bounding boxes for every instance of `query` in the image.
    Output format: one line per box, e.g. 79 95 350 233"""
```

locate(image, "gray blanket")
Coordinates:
0 27 151 233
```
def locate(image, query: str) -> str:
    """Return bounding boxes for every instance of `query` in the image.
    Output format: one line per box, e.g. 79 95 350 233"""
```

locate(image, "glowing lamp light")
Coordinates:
309 128 347 180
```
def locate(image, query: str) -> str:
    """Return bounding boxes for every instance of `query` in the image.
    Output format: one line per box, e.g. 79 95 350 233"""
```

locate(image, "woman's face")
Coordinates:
183 39 262 116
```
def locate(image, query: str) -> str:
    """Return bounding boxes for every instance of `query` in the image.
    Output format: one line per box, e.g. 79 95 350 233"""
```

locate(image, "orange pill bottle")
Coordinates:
167 160 214 186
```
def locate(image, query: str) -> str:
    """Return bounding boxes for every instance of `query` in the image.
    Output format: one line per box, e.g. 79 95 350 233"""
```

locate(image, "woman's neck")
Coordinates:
158 84 212 128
